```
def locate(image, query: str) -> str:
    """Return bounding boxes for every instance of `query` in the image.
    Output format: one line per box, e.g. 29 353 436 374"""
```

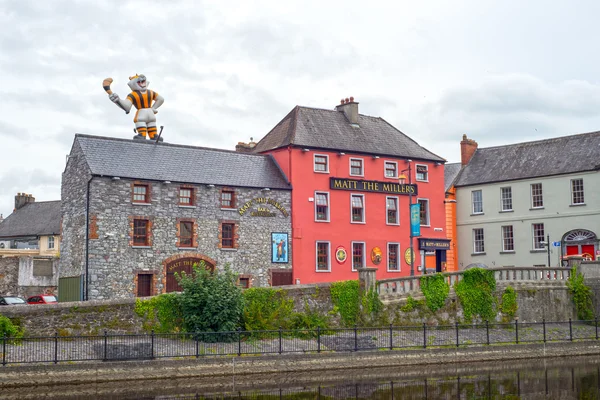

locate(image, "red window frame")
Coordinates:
179 187 194 206
179 221 194 247
132 184 150 203
221 190 235 208
221 223 234 248
133 219 149 246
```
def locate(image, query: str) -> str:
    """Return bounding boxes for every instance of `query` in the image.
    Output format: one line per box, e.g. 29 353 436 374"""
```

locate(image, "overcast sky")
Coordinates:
2 0 600 218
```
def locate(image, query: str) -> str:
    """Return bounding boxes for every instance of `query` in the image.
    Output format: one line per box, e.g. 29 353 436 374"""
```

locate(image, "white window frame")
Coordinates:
351 241 366 271
530 183 544 209
384 161 398 179
471 190 483 214
315 241 331 272
386 196 399 226
501 225 514 252
350 194 365 224
570 178 585 205
48 236 55 250
349 157 364 177
500 187 512 212
313 154 329 173
314 191 330 222
532 223 545 250
473 228 485 254
417 198 430 226
387 242 401 272
415 164 429 182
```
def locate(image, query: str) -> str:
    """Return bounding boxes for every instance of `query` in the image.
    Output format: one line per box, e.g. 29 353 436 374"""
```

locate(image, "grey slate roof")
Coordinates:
253 106 445 162
455 131 600 187
0 201 61 239
444 163 462 192
74 135 291 190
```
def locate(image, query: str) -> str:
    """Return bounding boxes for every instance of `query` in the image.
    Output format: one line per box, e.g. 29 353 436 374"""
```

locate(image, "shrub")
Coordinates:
420 274 450 312
177 262 243 341
566 266 594 321
134 292 183 333
242 287 295 331
0 315 24 338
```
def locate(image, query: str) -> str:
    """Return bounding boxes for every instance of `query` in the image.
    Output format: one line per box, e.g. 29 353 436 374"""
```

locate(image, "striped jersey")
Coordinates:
126 90 158 110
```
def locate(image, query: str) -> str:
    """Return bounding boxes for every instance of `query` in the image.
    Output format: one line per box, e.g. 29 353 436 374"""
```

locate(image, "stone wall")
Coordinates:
17 257 58 298
85 177 292 299
60 140 92 279
0 256 18 295
580 261 600 317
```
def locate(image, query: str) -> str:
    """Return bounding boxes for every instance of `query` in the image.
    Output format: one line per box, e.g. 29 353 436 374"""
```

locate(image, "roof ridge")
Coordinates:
297 105 382 119
75 134 272 158
478 130 600 151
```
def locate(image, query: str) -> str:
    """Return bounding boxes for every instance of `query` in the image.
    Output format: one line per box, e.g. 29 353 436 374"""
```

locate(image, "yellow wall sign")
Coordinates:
238 197 289 217
404 248 415 265
371 247 382 265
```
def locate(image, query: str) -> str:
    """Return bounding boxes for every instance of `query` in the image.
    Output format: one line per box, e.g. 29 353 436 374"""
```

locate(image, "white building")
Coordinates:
454 132 600 269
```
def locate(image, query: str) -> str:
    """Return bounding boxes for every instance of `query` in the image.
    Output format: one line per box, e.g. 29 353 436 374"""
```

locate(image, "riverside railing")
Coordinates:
377 267 572 297
0 318 596 366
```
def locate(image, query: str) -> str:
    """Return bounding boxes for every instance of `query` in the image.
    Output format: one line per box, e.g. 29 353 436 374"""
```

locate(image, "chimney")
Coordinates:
235 137 257 153
335 96 359 125
460 134 478 166
0 214 3 224
14 193 35 211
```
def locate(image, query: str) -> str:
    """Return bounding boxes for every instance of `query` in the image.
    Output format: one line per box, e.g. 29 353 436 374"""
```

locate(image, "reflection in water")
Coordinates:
3 356 600 399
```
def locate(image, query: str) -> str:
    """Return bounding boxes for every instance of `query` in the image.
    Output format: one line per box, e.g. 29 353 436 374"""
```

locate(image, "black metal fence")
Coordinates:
2 318 599 366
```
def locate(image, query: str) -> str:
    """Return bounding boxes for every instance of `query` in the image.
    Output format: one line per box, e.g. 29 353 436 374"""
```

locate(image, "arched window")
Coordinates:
563 230 596 242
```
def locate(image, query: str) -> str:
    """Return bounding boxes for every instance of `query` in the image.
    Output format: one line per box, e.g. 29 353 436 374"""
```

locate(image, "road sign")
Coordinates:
552 241 561 247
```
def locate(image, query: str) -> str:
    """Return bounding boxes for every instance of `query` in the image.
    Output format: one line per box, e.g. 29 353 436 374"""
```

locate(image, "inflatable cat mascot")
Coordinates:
103 74 165 141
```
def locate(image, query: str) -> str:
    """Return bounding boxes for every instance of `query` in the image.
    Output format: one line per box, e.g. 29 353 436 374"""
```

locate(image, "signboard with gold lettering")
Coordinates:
418 238 451 250
238 197 289 217
330 178 417 196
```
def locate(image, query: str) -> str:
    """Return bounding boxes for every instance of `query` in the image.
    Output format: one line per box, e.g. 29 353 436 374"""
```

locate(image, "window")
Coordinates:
48 236 55 249
350 158 364 176
351 194 365 223
352 242 365 271
417 199 429 226
316 242 330 272
388 243 400 271
386 197 398 225
137 274 152 297
571 179 584 205
416 165 428 181
531 183 543 208
473 228 485 254
315 192 329 222
314 154 329 173
385 161 397 178
221 189 235 208
179 221 194 247
532 223 545 250
179 187 194 206
133 184 150 203
501 226 514 252
472 190 483 214
500 187 512 211
221 223 234 248
133 219 150 246
238 277 250 289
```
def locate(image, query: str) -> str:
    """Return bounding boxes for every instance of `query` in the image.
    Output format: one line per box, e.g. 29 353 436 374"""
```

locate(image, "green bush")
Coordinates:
0 315 24 338
455 268 497 322
177 262 243 341
400 296 421 312
242 287 295 331
420 274 450 312
566 266 594 321
500 286 518 322
134 292 183 333
330 281 361 326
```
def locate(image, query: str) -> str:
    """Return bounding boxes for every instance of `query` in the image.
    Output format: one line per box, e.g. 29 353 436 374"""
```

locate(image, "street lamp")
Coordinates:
398 160 417 277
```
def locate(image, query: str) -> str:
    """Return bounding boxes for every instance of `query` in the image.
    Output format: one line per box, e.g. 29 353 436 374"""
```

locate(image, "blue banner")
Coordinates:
410 203 421 237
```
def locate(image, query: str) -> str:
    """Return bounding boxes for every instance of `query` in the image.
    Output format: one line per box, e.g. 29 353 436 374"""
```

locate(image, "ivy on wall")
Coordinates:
500 286 518 322
455 268 497 322
330 280 384 326
566 266 594 321
420 274 450 312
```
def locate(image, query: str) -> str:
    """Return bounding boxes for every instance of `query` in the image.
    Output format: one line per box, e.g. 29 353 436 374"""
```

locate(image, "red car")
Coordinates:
26 295 58 304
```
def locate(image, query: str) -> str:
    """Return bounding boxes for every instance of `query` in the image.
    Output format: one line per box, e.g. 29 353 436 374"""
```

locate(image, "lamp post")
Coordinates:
399 161 415 277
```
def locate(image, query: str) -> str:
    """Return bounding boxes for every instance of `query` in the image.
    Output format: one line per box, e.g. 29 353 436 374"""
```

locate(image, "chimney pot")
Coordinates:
345 97 350 103
340 99 345 105
350 96 354 102
335 96 360 125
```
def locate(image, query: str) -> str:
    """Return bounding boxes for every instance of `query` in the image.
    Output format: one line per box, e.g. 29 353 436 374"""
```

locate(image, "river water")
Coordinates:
3 355 600 399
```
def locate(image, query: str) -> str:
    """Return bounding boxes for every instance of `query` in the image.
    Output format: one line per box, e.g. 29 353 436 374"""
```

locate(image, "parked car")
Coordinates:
26 295 58 305
0 296 27 305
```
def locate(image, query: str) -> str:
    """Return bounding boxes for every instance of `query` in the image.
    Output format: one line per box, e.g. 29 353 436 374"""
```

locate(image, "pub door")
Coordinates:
435 250 447 273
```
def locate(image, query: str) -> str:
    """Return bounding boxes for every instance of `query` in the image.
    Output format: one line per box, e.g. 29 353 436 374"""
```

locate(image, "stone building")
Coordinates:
0 193 61 297
60 134 292 301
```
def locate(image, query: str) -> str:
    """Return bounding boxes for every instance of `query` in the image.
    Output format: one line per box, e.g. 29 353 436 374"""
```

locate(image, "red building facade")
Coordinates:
254 100 449 284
